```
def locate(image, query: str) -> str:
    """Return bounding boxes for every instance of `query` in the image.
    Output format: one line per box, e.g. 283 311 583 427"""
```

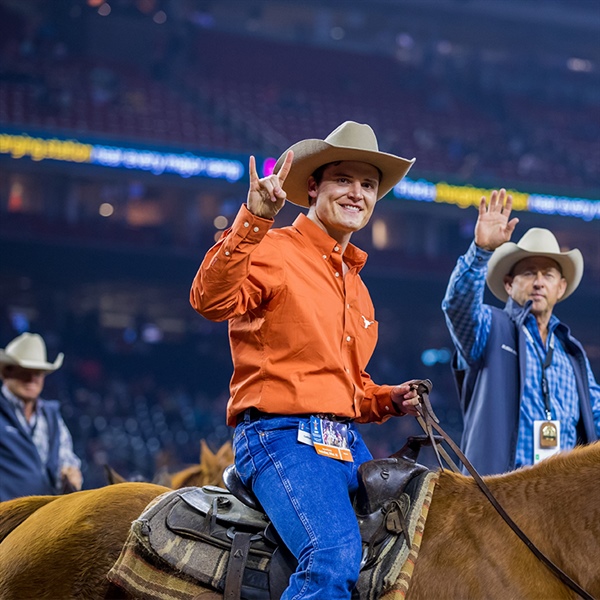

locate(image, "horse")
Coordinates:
104 440 234 489
0 442 598 599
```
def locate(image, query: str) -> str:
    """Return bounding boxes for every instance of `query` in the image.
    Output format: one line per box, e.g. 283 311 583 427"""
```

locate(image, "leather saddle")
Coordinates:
215 434 439 599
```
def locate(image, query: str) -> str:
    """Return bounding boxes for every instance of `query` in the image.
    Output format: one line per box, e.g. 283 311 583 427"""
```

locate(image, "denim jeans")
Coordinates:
233 415 373 600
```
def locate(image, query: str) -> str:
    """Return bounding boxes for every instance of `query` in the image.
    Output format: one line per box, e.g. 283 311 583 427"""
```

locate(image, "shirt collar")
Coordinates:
292 213 368 271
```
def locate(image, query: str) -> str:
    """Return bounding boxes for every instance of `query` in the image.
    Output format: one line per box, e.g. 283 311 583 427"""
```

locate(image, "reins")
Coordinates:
413 380 596 600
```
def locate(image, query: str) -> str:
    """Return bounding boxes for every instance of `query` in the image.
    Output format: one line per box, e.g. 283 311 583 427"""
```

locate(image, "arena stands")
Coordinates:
1 0 598 486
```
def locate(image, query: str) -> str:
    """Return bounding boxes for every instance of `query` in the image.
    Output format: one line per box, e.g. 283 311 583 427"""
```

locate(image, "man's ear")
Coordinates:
307 176 318 203
557 277 568 301
503 275 513 296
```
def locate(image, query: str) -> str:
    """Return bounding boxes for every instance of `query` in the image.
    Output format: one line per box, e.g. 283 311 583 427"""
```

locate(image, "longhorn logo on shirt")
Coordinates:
361 315 375 329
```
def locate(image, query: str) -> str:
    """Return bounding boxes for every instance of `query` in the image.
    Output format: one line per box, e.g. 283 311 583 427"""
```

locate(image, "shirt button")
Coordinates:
253 226 259 232
243 222 250 228
224 251 230 256
385 405 390 411
345 367 350 373
335 272 340 278
322 255 327 259
346 336 351 342
334 246 340 252
346 304 351 309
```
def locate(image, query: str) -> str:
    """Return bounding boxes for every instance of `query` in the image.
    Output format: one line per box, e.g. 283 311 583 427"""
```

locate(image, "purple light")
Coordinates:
262 157 277 177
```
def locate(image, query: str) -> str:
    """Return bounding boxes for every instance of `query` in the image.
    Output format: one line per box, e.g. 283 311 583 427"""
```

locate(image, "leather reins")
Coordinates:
413 380 596 600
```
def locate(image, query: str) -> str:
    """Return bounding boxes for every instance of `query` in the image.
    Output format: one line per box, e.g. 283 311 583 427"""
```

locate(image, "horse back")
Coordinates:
0 495 58 543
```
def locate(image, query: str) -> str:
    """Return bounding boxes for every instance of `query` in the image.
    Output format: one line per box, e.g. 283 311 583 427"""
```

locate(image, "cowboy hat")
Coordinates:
272 121 415 207
486 228 584 302
0 333 64 372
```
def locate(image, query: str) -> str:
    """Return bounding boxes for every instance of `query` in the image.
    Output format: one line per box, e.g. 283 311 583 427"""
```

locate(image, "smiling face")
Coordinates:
306 161 380 247
503 256 567 318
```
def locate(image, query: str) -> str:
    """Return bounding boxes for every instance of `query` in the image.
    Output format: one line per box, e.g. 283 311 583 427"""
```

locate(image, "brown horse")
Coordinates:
0 443 598 599
104 440 234 489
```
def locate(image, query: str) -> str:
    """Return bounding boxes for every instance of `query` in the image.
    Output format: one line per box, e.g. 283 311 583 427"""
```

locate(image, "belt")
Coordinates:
236 407 353 426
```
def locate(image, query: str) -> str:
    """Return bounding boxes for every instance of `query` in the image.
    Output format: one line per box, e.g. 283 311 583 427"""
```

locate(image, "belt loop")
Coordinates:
243 408 252 424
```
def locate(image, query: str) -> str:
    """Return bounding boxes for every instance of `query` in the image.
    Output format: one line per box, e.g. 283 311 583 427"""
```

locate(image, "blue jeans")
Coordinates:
233 415 373 600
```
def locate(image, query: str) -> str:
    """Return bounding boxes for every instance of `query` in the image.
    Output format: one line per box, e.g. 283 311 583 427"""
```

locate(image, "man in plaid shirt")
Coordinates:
443 189 600 475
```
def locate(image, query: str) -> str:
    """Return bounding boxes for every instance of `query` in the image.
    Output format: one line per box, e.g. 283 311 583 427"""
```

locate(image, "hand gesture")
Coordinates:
247 151 294 219
474 188 519 251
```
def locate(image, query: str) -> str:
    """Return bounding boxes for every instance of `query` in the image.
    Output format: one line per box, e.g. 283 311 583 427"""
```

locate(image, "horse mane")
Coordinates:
437 440 600 492
0 496 59 543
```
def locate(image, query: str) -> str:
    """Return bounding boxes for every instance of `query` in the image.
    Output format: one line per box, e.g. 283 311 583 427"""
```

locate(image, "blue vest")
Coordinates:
0 391 62 501
453 298 597 475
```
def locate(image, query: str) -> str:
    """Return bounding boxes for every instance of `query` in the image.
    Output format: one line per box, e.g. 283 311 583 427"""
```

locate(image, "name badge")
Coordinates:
533 419 561 464
297 417 353 462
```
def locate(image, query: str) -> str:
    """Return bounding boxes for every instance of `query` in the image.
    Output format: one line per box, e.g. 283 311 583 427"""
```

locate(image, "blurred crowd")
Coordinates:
1 2 598 194
0 1 598 488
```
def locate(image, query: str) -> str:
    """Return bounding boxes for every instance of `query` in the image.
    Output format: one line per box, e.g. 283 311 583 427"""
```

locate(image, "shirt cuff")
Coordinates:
230 204 273 242
378 384 404 418
467 240 494 268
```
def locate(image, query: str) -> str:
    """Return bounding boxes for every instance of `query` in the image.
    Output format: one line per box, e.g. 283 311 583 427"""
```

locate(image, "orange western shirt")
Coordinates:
190 204 403 427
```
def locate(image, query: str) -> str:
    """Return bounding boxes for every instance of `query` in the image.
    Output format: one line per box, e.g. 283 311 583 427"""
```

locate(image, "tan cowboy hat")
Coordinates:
0 333 64 372
486 228 584 302
272 121 415 207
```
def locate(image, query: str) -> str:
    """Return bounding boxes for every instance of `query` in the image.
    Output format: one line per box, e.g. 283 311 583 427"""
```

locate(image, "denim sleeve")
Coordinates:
584 355 600 436
442 241 493 366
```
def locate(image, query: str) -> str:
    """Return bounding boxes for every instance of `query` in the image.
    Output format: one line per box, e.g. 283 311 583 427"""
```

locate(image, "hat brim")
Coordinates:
0 351 64 372
274 139 415 208
486 244 583 302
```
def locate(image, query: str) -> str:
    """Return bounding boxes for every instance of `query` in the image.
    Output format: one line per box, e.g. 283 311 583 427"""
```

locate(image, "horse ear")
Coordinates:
104 464 127 485
152 466 172 488
199 439 215 462
216 441 234 465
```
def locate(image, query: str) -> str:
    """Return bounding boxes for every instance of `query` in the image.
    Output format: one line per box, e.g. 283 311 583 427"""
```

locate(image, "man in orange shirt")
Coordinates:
191 121 419 599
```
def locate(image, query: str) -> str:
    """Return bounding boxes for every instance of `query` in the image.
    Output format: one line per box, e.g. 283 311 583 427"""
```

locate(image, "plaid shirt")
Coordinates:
2 384 81 490
443 241 600 468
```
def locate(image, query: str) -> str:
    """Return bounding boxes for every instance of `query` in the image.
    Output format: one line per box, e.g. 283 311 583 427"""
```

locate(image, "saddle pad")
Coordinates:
107 491 211 600
107 488 271 599
356 471 438 600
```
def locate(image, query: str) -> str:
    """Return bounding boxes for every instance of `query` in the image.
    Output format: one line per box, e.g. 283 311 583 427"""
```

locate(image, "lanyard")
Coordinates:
522 326 555 420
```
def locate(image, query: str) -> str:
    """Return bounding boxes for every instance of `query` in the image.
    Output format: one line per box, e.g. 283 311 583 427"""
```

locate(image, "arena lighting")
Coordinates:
1 130 596 221
153 10 167 24
0 132 245 182
393 177 600 222
421 348 452 367
567 58 593 72
213 215 228 229
99 202 114 217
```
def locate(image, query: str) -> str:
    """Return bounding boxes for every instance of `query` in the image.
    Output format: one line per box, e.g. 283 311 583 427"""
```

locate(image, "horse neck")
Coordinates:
475 447 599 590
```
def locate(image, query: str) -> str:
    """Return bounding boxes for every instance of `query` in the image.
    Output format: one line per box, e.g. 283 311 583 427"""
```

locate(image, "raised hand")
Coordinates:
247 151 294 219
474 188 519 251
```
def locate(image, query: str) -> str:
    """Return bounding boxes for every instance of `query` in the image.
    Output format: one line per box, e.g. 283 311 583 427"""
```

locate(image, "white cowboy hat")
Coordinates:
272 121 415 208
0 333 64 372
486 228 584 302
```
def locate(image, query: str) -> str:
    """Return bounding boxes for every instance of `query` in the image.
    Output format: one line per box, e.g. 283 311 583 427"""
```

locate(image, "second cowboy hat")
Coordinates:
486 228 584 303
0 332 64 372
273 121 415 208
